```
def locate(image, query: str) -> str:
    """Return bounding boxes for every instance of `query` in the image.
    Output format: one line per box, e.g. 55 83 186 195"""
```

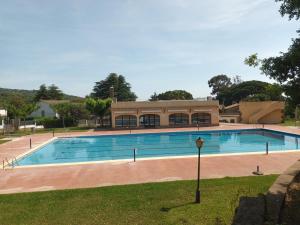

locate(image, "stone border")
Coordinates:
265 159 300 224
233 159 300 225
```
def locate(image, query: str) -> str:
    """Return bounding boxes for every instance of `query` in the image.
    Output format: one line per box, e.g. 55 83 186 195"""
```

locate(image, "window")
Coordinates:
115 115 137 128
192 113 211 126
169 113 189 126
140 114 160 127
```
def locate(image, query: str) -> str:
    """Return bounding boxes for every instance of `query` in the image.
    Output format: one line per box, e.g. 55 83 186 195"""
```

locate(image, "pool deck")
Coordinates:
0 124 300 194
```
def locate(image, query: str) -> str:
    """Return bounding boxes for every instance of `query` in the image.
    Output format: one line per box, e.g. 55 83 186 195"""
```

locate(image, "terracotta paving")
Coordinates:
0 124 300 194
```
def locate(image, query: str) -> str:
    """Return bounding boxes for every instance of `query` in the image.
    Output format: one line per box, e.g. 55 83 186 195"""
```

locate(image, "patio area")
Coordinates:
1 124 300 194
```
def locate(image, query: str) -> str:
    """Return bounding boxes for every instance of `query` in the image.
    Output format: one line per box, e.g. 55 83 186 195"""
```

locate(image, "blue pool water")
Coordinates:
18 129 300 166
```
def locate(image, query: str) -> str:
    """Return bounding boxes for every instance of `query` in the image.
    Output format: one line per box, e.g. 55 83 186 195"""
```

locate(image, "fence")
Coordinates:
78 118 111 128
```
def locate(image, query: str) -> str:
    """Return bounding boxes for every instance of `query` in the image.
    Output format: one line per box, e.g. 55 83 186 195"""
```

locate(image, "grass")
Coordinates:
0 127 91 138
282 118 300 126
0 175 277 225
0 139 9 144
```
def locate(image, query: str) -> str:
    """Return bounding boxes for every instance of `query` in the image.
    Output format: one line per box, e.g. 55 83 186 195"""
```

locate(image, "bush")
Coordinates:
36 117 77 128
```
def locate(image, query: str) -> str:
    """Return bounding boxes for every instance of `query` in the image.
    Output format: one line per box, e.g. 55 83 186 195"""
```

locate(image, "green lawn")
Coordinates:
0 175 277 225
282 118 300 126
0 139 9 144
0 127 90 138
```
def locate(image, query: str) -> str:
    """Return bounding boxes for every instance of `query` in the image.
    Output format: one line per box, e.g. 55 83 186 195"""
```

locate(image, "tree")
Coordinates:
150 92 159 101
265 83 284 101
53 103 71 128
34 84 64 101
52 103 90 128
47 84 63 100
212 79 283 106
276 0 300 19
85 98 112 126
34 84 49 101
91 73 137 101
232 75 243 84
68 103 90 122
149 90 193 101
3 94 38 129
208 75 232 96
244 0 300 115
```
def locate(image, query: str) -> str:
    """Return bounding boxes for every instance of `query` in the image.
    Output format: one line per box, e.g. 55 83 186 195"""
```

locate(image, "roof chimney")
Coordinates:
109 86 117 103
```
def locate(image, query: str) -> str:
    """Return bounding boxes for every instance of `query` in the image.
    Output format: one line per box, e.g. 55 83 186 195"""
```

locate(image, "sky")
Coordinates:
0 0 299 100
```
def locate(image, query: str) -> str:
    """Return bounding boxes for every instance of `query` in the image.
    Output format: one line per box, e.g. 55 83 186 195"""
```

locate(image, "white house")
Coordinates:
0 109 7 117
30 100 69 118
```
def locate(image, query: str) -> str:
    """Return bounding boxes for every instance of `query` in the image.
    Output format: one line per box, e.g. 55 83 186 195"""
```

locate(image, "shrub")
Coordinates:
36 117 76 128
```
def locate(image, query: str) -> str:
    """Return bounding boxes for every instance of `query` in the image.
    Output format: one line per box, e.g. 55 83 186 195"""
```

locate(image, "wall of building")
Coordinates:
239 101 284 124
258 109 283 124
111 100 219 128
219 115 241 123
30 102 56 118
0 109 7 117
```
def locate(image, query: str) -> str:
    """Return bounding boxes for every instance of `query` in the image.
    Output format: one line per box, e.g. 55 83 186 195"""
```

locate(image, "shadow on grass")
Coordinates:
160 201 195 212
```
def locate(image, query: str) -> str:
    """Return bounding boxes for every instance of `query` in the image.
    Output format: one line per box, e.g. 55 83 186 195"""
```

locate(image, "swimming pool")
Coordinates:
17 129 300 166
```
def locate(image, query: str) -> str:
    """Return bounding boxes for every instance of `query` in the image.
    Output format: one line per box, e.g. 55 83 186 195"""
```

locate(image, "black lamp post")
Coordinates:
195 137 204 204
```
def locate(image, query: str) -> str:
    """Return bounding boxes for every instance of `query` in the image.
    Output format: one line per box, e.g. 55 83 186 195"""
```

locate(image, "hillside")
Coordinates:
0 87 84 104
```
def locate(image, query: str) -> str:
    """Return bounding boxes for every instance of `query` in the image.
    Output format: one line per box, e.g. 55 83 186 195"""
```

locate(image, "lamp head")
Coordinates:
195 137 204 149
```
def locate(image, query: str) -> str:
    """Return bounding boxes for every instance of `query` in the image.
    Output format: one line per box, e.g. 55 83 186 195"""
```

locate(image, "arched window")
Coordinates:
169 113 189 126
192 113 211 126
115 115 137 128
140 114 160 128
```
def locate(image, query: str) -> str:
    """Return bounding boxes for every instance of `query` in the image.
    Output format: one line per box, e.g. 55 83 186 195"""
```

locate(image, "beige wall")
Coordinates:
239 101 284 124
111 100 219 128
258 109 283 124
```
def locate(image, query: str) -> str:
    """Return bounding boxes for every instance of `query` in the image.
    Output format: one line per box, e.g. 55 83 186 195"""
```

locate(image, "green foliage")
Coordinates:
53 102 90 127
85 98 112 125
276 0 300 20
0 87 83 103
208 75 232 96
149 90 193 101
1 94 38 119
213 79 283 106
0 88 35 105
34 84 64 101
47 84 64 100
91 73 137 101
244 53 260 67
68 103 90 121
0 175 277 225
36 117 76 128
244 0 300 116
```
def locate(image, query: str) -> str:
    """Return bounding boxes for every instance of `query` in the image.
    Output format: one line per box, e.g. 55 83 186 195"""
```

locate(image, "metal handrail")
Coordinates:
2 156 19 169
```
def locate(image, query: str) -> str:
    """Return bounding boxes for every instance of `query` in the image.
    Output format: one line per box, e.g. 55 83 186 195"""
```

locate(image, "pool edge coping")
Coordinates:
9 127 300 169
12 149 300 169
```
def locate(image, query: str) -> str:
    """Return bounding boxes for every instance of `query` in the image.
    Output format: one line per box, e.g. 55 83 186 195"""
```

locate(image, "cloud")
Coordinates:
47 51 96 64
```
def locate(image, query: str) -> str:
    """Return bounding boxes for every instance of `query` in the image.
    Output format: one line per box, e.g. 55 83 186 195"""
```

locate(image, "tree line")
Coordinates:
2 0 300 126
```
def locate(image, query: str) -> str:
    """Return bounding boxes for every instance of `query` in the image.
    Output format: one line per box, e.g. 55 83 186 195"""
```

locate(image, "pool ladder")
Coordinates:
2 156 19 170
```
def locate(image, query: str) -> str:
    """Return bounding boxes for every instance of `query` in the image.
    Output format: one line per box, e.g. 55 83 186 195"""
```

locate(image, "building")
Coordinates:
30 100 69 118
220 101 285 124
0 109 7 118
219 104 241 123
111 100 219 128
0 109 7 129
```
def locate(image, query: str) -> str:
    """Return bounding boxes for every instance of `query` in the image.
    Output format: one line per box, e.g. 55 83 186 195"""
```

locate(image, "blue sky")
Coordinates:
0 0 299 100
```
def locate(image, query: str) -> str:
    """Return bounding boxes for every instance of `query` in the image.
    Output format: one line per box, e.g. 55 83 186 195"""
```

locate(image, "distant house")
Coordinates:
0 109 7 129
0 109 7 117
30 100 69 118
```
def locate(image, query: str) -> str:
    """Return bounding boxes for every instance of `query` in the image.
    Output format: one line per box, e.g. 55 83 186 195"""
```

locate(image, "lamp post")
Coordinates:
195 137 204 204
